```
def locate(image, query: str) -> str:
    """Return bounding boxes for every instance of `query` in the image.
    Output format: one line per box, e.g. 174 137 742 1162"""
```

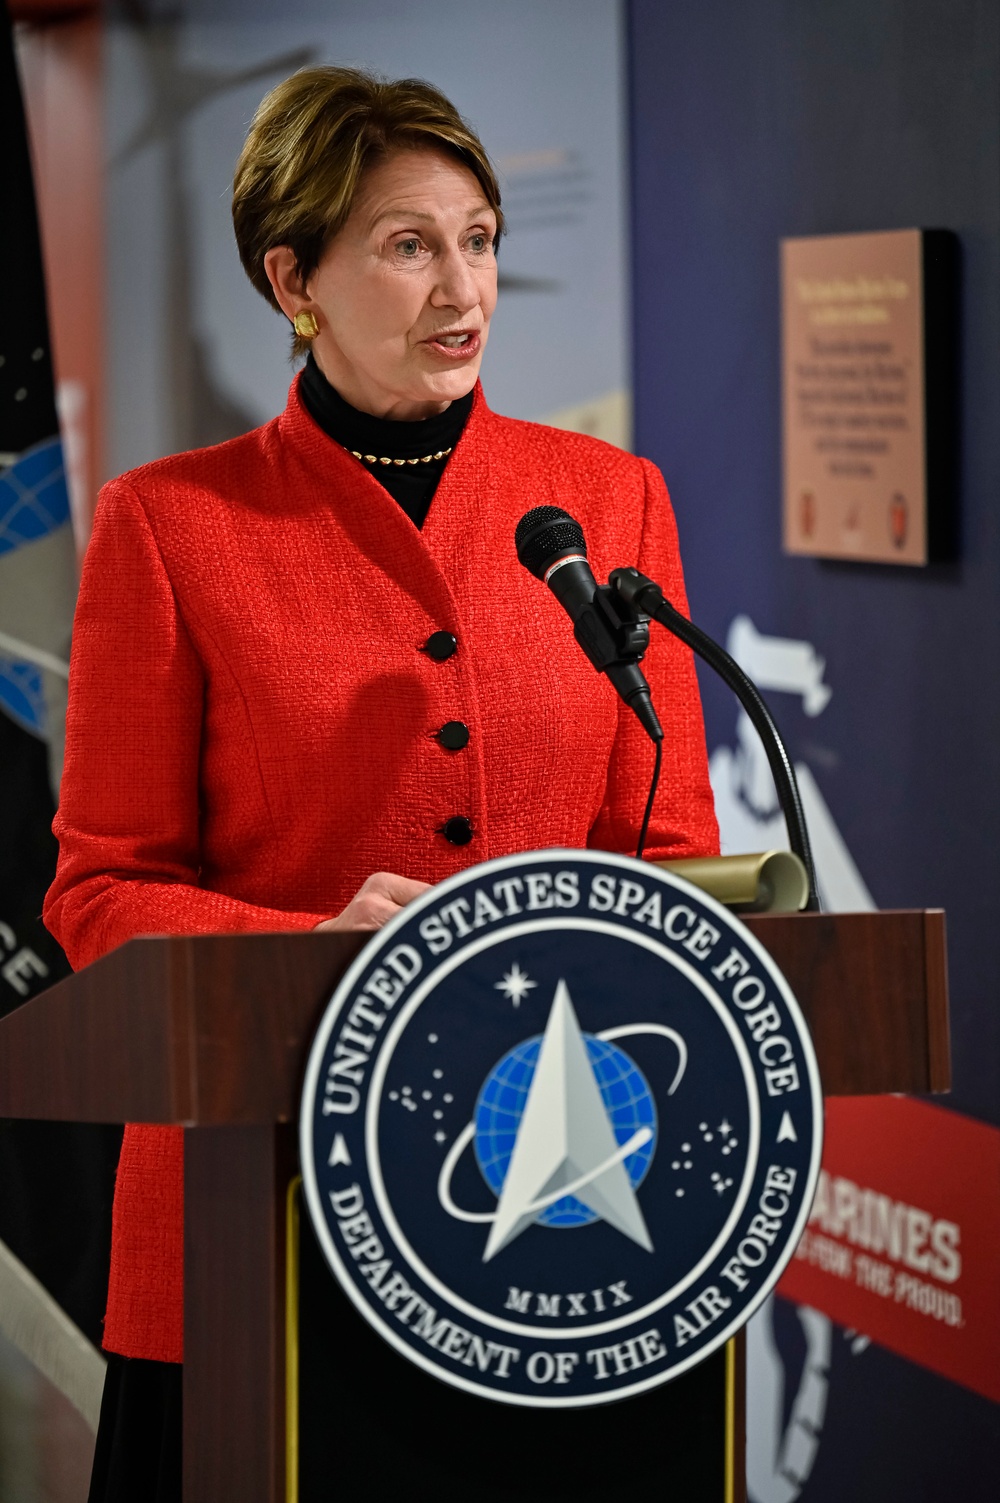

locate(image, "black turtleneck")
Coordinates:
300 354 473 530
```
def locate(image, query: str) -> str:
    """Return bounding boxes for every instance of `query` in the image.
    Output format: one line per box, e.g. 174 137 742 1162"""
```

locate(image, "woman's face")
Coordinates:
268 147 498 421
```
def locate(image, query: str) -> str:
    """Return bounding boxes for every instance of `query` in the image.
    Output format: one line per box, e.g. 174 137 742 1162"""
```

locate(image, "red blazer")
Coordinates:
44 378 718 1362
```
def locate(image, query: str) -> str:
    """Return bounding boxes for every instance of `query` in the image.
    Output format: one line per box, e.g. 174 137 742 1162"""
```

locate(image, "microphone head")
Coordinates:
515 506 587 581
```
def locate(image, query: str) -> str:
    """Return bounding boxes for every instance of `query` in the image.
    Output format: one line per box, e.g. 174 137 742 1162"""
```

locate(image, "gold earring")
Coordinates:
293 309 319 340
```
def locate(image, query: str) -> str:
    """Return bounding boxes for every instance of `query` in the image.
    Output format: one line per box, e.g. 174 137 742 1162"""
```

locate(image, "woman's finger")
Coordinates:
361 872 432 906
314 870 432 933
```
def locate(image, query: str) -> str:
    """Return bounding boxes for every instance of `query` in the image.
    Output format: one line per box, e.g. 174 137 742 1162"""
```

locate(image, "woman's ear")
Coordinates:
263 246 312 323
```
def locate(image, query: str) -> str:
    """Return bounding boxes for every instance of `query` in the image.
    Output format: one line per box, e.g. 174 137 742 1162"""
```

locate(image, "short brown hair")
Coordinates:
232 67 504 350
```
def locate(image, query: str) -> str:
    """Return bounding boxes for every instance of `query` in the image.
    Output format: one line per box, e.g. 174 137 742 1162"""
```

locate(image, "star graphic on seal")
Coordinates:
494 962 537 1008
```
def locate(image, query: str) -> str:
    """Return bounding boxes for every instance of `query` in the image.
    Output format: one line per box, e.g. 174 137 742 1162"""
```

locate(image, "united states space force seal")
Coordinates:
300 851 822 1407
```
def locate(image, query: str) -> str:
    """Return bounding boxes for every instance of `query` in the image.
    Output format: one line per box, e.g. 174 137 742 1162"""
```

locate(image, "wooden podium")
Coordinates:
0 911 949 1503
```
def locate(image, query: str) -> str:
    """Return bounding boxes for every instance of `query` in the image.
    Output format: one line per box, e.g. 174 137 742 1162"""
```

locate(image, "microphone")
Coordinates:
514 506 664 744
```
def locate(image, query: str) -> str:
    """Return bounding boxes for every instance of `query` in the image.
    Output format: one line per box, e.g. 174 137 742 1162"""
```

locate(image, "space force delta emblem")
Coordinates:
300 851 822 1407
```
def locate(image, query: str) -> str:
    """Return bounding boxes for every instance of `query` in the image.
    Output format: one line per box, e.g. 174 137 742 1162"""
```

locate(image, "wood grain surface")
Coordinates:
743 909 951 1096
0 912 949 1122
0 931 365 1123
184 1124 294 1503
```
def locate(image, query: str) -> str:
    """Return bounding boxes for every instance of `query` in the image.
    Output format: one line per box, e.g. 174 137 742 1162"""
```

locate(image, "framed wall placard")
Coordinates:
781 228 956 565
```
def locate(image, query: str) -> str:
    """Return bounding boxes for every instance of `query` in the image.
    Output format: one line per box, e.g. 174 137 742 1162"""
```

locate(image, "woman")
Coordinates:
45 67 718 1499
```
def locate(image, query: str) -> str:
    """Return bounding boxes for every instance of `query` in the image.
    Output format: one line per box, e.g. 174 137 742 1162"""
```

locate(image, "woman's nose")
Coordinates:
430 247 480 311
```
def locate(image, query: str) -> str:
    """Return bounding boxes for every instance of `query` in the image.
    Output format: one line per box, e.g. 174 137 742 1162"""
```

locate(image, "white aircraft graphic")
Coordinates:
709 616 875 914
713 616 874 1501
747 1296 833 1503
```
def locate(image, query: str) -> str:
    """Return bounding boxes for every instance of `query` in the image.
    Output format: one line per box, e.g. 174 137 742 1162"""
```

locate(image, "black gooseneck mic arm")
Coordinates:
609 566 820 911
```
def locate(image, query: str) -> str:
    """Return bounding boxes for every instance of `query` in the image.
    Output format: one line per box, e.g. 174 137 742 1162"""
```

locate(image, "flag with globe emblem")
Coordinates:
0 0 75 1005
0 0 119 1358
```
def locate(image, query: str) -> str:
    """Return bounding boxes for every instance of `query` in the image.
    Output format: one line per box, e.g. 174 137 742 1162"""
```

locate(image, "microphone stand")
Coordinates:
609 567 820 912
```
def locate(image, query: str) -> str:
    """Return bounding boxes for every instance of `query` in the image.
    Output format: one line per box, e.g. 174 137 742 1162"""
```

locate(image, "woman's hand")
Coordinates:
314 872 431 933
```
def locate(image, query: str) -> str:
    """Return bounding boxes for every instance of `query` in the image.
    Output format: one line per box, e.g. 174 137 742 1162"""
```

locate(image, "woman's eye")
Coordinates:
396 238 421 257
468 234 488 253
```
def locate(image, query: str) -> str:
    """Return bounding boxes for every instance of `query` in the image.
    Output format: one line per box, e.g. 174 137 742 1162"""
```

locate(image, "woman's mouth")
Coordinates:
424 330 481 360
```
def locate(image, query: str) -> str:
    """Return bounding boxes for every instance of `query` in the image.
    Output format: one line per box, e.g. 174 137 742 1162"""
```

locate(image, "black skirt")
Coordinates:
88 1354 182 1503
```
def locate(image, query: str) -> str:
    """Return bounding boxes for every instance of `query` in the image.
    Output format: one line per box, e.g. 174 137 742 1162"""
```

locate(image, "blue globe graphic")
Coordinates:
473 1036 656 1228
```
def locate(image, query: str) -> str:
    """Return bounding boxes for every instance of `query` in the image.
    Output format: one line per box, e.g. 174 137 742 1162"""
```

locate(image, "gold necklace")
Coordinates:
351 447 453 468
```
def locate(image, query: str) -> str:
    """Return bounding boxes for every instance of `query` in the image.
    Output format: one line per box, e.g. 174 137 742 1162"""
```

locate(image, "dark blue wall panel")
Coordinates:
628 0 1000 1126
